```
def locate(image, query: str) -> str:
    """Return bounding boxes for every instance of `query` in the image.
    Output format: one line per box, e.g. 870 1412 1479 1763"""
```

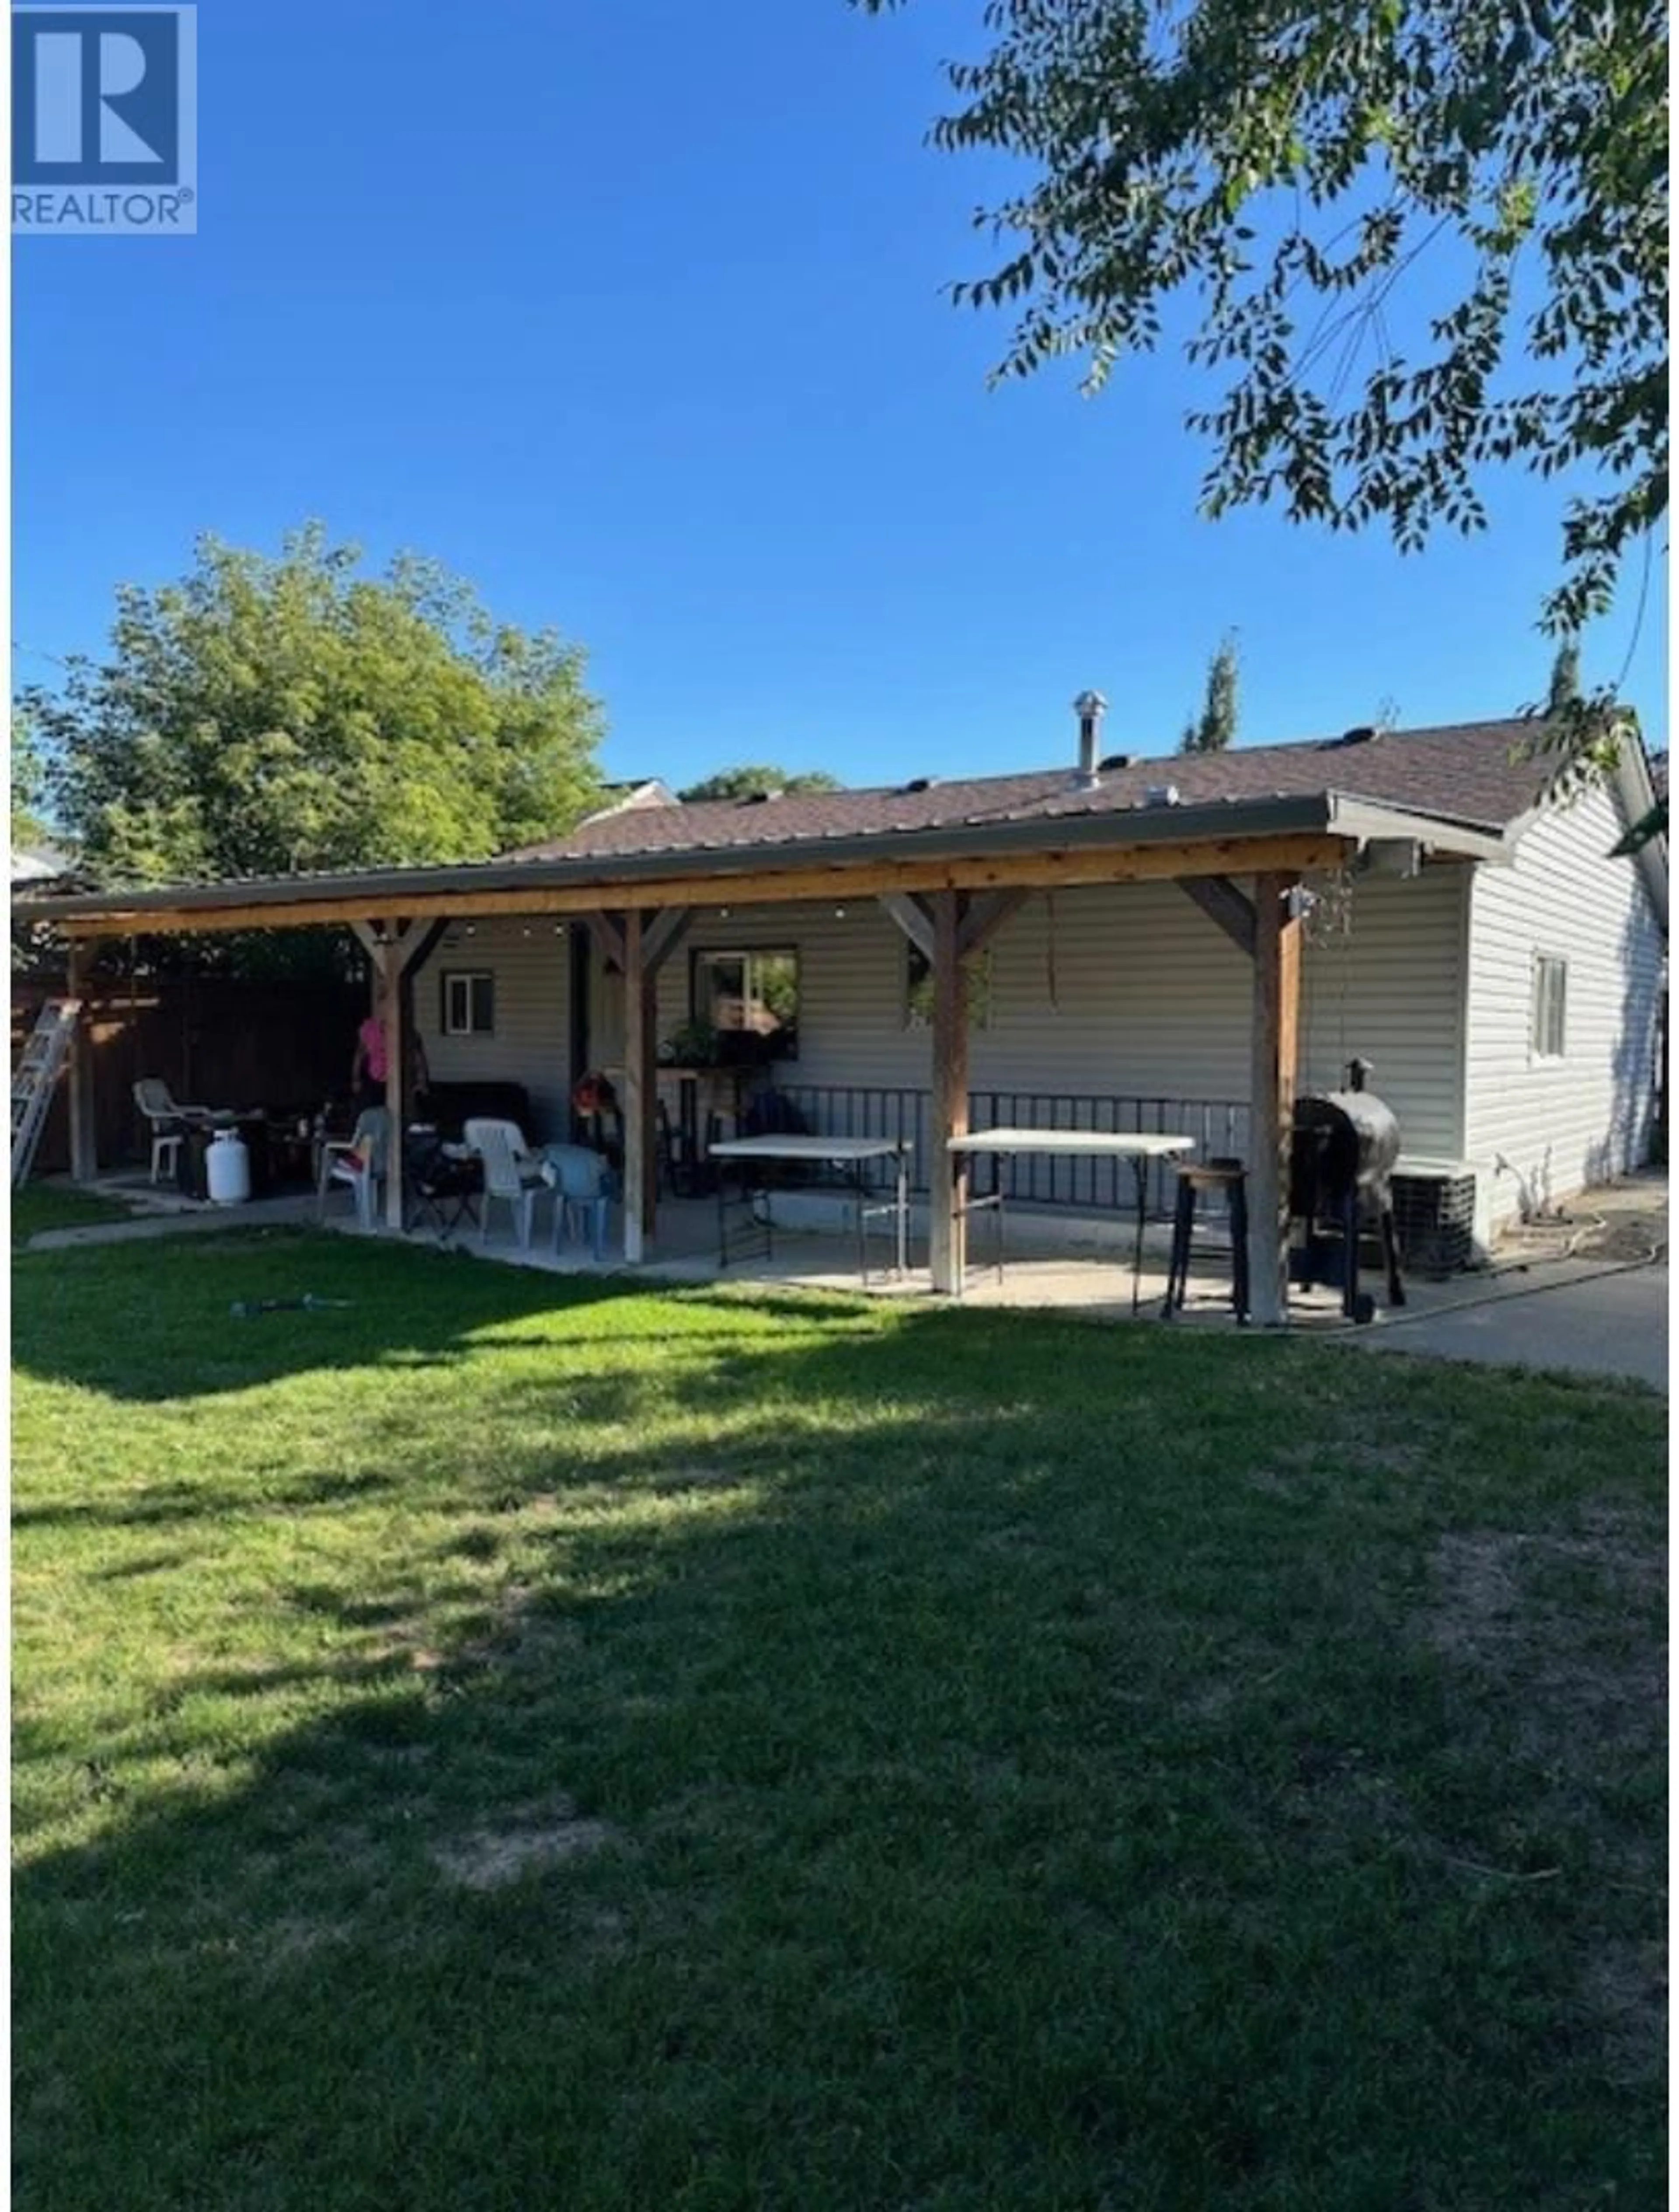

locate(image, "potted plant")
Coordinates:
659 1018 722 1069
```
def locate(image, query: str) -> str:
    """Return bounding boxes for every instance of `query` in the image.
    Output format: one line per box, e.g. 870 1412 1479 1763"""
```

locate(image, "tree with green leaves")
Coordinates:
11 700 49 850
1181 635 1240 754
678 764 843 802
860 0 1665 832
25 524 605 888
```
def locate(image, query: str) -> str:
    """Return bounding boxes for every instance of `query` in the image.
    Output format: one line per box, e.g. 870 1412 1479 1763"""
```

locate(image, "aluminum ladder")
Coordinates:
11 998 83 1188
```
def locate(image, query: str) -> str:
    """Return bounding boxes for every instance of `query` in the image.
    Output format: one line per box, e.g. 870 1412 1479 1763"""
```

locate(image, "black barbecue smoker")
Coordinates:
1288 1058 1407 1324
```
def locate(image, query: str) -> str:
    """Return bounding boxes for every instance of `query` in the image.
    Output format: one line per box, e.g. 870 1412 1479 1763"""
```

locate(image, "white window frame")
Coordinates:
1530 953 1568 1062
441 970 495 1039
691 947 801 1057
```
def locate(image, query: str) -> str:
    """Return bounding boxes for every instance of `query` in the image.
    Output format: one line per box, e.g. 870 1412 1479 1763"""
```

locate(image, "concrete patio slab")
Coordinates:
1348 1256 1669 1391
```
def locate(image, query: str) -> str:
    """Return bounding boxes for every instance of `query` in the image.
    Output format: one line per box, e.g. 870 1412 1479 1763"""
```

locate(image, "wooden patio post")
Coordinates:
66 935 98 1183
1247 872 1302 1326
381 934 407 1230
622 910 648 1263
928 890 969 1294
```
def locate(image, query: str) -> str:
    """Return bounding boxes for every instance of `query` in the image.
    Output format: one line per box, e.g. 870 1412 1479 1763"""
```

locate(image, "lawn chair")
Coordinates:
464 1117 546 1249
132 1076 210 1185
405 1129 481 1237
541 1142 613 1261
319 1107 390 1231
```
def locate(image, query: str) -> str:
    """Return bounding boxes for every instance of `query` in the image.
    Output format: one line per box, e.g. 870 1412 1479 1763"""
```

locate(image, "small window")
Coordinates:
693 948 799 1060
1532 955 1568 1060
905 943 993 1030
440 970 495 1037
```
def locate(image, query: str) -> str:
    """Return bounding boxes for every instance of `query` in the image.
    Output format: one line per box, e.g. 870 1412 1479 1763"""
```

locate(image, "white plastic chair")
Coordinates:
320 1107 389 1231
465 1117 546 1249
133 1076 205 1184
541 1144 612 1261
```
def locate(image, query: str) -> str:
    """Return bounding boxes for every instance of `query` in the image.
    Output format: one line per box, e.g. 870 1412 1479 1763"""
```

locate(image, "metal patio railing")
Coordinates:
770 1084 1251 1218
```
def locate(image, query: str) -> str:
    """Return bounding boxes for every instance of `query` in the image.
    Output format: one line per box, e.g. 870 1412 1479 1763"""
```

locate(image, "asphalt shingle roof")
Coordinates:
505 719 1559 867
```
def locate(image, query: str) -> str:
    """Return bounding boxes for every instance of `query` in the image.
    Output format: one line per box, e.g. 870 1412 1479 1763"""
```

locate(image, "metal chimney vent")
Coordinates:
1073 689 1108 787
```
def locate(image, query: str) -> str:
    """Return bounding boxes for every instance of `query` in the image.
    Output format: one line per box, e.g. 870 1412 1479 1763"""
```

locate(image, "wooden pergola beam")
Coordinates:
957 888 1031 959
52 833 1351 939
1176 876 1256 959
642 904 692 977
392 918 446 978
583 909 627 973
876 892 935 960
350 917 442 977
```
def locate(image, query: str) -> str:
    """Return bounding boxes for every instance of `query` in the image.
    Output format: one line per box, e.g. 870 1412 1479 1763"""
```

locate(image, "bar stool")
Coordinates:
1163 1158 1250 1322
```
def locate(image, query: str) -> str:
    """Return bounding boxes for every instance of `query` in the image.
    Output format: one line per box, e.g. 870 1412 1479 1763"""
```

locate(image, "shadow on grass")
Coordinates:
13 1232 1668 2211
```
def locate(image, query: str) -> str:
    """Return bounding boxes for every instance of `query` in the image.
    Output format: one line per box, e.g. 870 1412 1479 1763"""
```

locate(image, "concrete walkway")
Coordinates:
22 1193 318 1251
1352 1255 1669 1391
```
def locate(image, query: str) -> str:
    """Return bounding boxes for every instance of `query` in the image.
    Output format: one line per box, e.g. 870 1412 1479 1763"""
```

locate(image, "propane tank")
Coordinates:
206 1126 251 1205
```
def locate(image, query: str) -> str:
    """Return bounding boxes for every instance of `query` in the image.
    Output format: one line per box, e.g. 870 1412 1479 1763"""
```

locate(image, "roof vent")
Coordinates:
1100 752 1134 772
741 788 783 805
902 776 938 793
1333 724 1379 747
1073 688 1108 789
1144 783 1182 808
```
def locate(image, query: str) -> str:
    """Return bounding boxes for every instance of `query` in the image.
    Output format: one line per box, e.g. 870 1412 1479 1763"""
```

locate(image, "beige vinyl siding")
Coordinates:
1463 783 1663 1234
646 875 1467 1151
658 886 1254 1099
414 916 574 1141
1298 862 1470 1158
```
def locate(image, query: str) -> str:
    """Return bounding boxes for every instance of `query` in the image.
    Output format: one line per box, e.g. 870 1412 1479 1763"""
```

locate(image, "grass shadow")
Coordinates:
13 1229 1668 2210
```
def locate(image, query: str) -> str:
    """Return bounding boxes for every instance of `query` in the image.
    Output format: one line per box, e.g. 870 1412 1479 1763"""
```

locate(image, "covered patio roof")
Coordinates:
23 714 1654 1326
21 716 1571 939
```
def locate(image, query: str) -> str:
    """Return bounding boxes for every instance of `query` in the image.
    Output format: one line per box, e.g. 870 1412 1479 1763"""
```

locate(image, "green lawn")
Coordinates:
12 1229 1666 2210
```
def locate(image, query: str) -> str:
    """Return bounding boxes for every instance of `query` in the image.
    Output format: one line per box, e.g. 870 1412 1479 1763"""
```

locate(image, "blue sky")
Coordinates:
14 0 1666 792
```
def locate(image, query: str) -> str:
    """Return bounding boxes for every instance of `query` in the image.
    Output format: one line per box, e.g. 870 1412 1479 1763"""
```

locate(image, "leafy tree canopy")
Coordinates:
861 0 1663 636
1181 634 1240 752
11 700 49 850
862 0 1666 837
25 524 606 888
678 764 843 802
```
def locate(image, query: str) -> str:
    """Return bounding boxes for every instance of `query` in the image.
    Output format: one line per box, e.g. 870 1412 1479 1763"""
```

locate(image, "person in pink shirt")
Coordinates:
351 980 429 1109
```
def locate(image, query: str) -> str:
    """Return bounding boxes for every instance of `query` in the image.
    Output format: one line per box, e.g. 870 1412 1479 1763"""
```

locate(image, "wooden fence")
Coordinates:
13 974 365 1176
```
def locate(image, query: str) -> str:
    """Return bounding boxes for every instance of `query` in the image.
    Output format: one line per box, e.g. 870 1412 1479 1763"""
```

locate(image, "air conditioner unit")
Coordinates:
1391 1168 1476 1277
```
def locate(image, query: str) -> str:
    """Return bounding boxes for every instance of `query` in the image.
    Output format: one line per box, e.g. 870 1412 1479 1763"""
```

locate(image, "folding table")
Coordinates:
708 1134 910 1284
944 1128 1197 1312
